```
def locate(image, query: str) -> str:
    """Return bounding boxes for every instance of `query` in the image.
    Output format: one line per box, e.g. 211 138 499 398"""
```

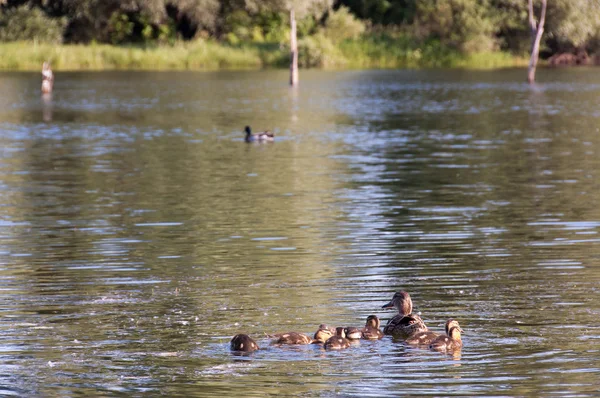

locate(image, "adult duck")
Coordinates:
244 126 274 142
382 291 428 339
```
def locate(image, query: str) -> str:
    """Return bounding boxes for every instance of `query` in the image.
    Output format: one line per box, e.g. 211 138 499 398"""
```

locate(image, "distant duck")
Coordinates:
344 326 362 341
361 315 384 340
268 331 313 345
324 327 351 350
230 334 259 352
429 319 463 352
313 324 335 344
41 61 54 94
244 126 274 142
382 291 428 339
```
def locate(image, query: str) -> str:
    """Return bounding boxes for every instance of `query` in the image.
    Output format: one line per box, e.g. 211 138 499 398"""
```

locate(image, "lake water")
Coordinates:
0 68 599 397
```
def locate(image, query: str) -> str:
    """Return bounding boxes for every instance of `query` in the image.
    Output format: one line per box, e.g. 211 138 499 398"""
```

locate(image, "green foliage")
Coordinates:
545 0 600 50
1 0 599 64
339 0 418 25
108 12 134 44
414 0 497 53
0 5 67 43
323 6 366 43
298 33 342 67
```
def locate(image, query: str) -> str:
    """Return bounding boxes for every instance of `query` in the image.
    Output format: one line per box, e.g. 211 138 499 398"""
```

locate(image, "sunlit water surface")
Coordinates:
0 69 599 397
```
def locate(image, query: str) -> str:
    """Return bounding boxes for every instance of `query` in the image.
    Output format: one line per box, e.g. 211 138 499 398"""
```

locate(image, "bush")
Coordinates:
298 34 344 68
323 6 366 43
0 5 66 43
414 0 497 53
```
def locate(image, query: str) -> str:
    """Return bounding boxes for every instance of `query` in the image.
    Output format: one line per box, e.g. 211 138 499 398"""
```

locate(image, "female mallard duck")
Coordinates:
312 324 335 344
344 326 362 341
244 126 274 142
268 331 313 345
382 291 428 339
361 315 384 340
230 334 259 352
429 319 463 352
324 327 350 350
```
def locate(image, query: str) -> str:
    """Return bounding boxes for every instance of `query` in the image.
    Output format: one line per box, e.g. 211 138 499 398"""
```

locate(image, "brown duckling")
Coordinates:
244 126 274 142
382 291 428 339
404 329 440 346
230 334 259 352
429 319 463 352
361 315 384 340
344 326 362 341
324 327 351 350
312 324 335 344
268 331 313 345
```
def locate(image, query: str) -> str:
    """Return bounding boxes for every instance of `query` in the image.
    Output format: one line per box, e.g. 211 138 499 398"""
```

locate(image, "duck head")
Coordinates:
313 324 334 343
244 126 252 136
365 315 381 329
344 326 362 340
382 291 413 316
445 319 464 340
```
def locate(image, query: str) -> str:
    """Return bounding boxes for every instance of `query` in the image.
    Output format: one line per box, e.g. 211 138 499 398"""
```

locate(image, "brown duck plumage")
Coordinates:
324 327 350 350
268 331 313 345
230 334 259 352
382 291 428 339
430 319 463 352
361 315 384 340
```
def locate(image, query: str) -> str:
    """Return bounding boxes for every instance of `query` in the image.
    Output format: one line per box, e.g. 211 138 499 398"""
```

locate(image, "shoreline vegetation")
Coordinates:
0 39 527 72
1 2 597 73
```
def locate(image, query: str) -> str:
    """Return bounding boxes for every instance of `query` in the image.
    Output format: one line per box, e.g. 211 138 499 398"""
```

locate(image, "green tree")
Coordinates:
0 4 67 43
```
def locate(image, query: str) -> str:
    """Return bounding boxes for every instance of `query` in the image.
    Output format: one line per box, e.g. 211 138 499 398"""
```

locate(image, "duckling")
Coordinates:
244 126 274 142
230 334 259 352
382 291 428 339
361 315 384 340
324 327 350 350
344 326 362 341
429 319 463 352
312 324 335 344
268 331 313 345
404 329 440 346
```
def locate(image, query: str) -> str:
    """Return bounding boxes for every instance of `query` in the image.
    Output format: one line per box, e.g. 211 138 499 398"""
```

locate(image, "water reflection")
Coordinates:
0 69 599 396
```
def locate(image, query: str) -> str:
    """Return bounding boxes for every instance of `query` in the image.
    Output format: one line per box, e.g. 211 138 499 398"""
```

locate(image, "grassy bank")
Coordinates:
0 37 527 71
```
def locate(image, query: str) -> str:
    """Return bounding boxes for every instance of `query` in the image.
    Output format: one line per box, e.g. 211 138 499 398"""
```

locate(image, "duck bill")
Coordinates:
381 300 394 309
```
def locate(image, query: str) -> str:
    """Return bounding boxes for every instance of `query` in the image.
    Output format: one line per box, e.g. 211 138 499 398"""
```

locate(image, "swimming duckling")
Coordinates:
230 334 259 352
244 126 274 142
312 324 335 344
404 329 440 346
361 315 384 340
382 291 428 339
268 331 313 345
324 327 350 350
429 319 463 352
344 326 362 341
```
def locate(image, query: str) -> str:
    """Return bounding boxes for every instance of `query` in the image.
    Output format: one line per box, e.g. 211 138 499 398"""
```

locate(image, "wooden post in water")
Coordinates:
289 8 298 87
42 61 54 94
527 0 547 84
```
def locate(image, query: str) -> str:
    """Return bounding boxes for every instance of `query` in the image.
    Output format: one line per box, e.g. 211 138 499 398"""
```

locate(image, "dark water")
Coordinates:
0 68 599 397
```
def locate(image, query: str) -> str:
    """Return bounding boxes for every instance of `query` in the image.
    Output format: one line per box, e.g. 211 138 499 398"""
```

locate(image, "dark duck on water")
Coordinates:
244 126 274 142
